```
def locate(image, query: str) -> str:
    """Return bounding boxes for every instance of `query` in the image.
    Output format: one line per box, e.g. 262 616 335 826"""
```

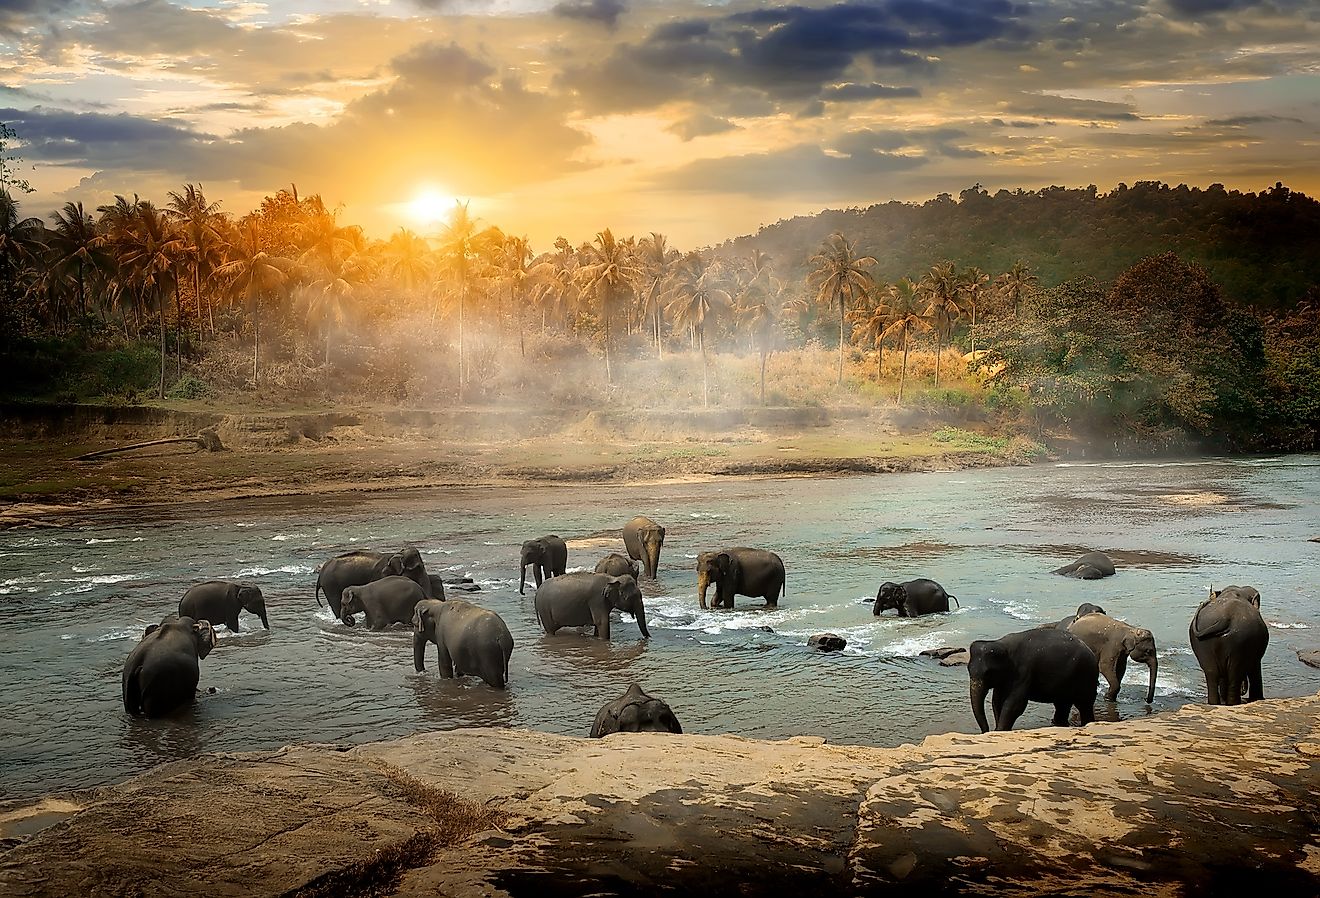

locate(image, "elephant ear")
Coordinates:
144 623 160 638
590 704 615 738
602 581 622 607
193 620 217 659
715 552 733 573
385 555 406 576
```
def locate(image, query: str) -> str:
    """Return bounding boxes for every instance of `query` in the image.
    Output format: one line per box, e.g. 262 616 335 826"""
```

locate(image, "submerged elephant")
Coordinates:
1067 613 1158 704
179 580 268 632
696 547 786 610
1044 602 1107 630
623 516 666 579
1190 585 1268 705
590 683 682 737
340 576 427 630
520 535 568 595
535 572 650 640
968 627 1098 732
595 552 640 579
1053 551 1116 579
122 615 217 717
316 547 433 617
873 578 959 617
412 599 513 688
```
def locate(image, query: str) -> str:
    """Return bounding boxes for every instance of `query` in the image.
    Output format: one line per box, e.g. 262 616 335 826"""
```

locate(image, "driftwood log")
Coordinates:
74 429 224 461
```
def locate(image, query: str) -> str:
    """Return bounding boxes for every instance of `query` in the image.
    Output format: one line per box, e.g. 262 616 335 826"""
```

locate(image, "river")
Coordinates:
2 455 1318 799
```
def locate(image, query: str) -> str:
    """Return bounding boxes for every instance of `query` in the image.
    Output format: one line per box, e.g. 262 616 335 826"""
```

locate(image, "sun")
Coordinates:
407 188 457 225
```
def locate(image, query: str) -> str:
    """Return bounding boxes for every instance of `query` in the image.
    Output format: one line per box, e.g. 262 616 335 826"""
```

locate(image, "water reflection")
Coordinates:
407 674 516 727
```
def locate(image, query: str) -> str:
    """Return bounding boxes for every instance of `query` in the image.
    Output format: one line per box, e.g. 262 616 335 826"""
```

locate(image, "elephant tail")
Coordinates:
314 575 324 608
1191 604 1231 640
949 594 960 609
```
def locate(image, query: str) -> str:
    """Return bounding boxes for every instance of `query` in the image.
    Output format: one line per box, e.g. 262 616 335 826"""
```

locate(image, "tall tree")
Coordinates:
919 261 962 388
496 234 534 358
304 250 372 369
878 278 929 404
435 202 499 399
634 232 677 358
164 184 225 339
959 266 990 358
996 260 1037 318
48 201 104 325
664 252 728 408
576 228 641 384
0 190 44 324
846 284 890 381
117 201 184 398
215 218 293 389
809 232 876 385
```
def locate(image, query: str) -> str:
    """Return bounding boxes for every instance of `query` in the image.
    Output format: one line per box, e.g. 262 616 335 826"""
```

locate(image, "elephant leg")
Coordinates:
1105 653 1126 702
594 611 611 641
1052 701 1072 727
991 687 1006 724
534 566 544 589
1247 660 1264 702
765 581 781 608
436 641 455 678
995 688 1030 731
1076 699 1095 725
227 616 241 633
1204 670 1222 705
1224 659 1245 706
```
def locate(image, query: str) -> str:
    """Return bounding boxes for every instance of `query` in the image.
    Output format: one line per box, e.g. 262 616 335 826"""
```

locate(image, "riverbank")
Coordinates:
0 402 1046 527
2 692 1317 896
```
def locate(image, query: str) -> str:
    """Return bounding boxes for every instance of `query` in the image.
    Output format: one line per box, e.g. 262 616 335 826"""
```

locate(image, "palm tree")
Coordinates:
117 201 184 398
381 228 433 314
738 277 784 406
496 234 534 358
435 201 499 399
809 232 876 385
48 201 105 325
634 232 677 358
664 252 729 408
878 278 928 404
529 237 579 334
996 259 1038 317
164 184 225 340
96 194 145 329
918 261 961 388
959 266 990 358
304 250 372 369
215 218 293 389
846 284 890 381
0 189 44 316
576 228 641 384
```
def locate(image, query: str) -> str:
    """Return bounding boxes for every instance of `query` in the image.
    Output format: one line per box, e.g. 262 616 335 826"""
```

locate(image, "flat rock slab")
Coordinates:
938 649 971 666
3 695 1320 896
1299 650 1320 670
919 646 965 660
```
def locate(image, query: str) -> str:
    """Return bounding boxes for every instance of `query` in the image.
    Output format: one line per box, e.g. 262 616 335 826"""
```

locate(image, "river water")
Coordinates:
2 456 1318 799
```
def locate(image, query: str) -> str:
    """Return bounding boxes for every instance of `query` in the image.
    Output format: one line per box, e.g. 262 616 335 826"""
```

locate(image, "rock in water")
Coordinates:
919 646 965 661
939 650 971 667
1298 650 1320 670
808 633 846 652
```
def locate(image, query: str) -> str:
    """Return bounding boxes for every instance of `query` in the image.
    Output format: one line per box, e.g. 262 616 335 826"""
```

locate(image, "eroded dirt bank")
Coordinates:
2 694 1317 897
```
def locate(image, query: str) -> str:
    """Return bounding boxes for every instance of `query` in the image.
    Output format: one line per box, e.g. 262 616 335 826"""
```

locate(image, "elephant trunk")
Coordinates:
634 603 651 639
970 677 991 733
340 612 357 628
1144 655 1158 705
696 570 710 609
413 632 427 672
519 563 528 595
645 541 660 579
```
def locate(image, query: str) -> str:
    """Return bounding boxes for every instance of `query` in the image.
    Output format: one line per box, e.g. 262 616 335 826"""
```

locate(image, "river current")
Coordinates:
2 456 1318 799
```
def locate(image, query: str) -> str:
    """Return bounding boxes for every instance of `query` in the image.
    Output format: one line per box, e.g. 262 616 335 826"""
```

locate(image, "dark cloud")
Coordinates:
553 0 627 30
656 139 928 196
821 82 921 101
833 126 986 158
1164 0 1263 17
1001 93 1142 122
0 0 79 36
1206 114 1303 126
0 105 212 168
666 112 738 141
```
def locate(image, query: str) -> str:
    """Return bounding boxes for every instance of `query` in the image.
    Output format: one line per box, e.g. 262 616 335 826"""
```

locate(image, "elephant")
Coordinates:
412 599 514 689
1052 551 1117 579
534 572 650 640
1067 613 1158 703
696 547 786 610
594 552 640 579
622 516 666 579
1190 586 1268 705
590 683 682 737
122 615 217 717
316 547 433 617
968 627 1099 732
179 580 268 632
340 576 428 630
519 535 568 595
426 575 449 601
1044 602 1107 630
873 578 960 617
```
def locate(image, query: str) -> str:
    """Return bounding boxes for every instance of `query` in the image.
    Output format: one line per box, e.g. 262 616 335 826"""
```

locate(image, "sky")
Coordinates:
1 0 1317 247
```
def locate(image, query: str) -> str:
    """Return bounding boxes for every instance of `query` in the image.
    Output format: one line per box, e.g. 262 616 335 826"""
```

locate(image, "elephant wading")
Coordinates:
179 580 268 632
873 578 959 617
413 599 514 688
623 516 666 579
1067 613 1158 704
697 548 786 610
122 616 217 717
340 576 427 630
1044 603 1107 630
520 535 568 595
1053 551 1116 580
316 547 433 618
968 627 1098 732
535 572 650 640
595 553 640 579
590 683 682 737
1190 586 1268 705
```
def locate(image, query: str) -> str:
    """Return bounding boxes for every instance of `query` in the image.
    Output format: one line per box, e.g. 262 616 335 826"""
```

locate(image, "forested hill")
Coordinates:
721 182 1320 310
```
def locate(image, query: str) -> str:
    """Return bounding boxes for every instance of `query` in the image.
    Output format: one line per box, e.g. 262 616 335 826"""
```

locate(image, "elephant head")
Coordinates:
1211 585 1261 609
696 551 738 609
520 539 548 595
1123 627 1159 704
604 575 649 638
411 599 446 671
1076 602 1106 618
639 525 665 578
874 581 907 616
967 639 1011 734
339 586 365 627
385 546 429 591
590 683 682 737
237 585 269 629
191 618 218 659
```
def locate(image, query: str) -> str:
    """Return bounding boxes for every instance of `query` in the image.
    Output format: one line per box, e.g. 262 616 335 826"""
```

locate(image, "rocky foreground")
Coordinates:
2 695 1318 897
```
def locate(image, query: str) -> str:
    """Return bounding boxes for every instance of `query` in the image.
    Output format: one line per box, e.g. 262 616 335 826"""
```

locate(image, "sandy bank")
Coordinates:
2 693 1317 896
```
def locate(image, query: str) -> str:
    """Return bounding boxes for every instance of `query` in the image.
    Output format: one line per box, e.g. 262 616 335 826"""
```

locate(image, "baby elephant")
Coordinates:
968 627 1098 732
873 578 959 617
179 580 268 632
122 615 217 717
595 552 640 579
1067 613 1158 704
413 599 514 689
590 683 683 737
340 576 427 630
1053 551 1116 579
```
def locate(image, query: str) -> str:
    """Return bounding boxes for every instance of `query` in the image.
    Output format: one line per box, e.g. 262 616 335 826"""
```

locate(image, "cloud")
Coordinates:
1206 114 1303 126
0 105 213 168
1000 92 1142 122
553 0 627 30
821 82 921 102
0 0 79 37
1163 0 1264 17
666 112 738 141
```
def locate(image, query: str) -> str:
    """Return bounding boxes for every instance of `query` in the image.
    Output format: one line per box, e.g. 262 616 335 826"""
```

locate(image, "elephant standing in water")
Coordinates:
413 599 514 688
595 553 640 579
623 516 666 579
1190 586 1268 705
1044 603 1107 630
873 578 959 617
316 547 433 617
968 627 1098 732
535 572 650 640
696 548 786 610
122 616 217 717
179 581 268 632
591 683 682 737
520 535 568 595
1053 551 1116 579
1067 613 1159 704
340 577 427 630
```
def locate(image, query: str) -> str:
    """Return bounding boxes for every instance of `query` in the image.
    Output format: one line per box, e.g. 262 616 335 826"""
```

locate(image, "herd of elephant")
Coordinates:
120 518 1272 739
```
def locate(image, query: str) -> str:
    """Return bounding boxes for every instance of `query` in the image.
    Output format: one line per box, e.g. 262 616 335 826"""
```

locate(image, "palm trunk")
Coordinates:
970 303 978 358
603 286 613 385
157 288 166 399
458 280 466 402
875 344 882 380
77 261 86 324
174 276 183 379
934 328 942 388
699 329 708 408
837 294 845 385
517 288 525 359
655 308 663 360
759 348 767 405
899 333 909 405
252 289 260 389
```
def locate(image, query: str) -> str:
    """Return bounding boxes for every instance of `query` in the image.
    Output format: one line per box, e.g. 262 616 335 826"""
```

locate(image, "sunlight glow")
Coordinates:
408 188 458 225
